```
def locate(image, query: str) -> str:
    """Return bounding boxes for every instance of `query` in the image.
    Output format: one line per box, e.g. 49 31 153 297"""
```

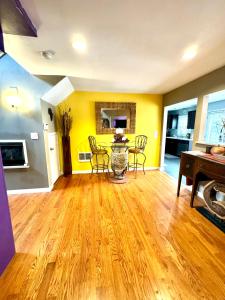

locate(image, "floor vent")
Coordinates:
78 152 92 162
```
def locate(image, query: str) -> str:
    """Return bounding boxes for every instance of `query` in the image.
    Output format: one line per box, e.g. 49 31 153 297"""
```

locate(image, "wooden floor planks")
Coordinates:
0 171 224 299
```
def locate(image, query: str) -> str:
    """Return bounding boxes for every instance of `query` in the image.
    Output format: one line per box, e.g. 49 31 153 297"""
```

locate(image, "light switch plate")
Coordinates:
154 130 158 139
31 132 39 140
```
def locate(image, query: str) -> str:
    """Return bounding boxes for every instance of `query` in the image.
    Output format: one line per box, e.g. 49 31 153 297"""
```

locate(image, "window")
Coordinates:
177 114 188 137
204 90 225 144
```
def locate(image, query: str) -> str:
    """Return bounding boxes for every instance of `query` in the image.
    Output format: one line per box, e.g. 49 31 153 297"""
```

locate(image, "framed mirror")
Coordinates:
95 102 136 134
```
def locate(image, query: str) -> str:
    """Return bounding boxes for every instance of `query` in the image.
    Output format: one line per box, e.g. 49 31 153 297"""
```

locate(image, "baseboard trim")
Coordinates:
7 167 160 193
134 167 159 171
159 165 166 171
7 185 53 195
72 167 159 175
72 170 93 174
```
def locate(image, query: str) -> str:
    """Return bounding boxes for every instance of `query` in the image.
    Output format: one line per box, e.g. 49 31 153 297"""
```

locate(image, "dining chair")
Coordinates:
88 136 109 174
128 135 147 176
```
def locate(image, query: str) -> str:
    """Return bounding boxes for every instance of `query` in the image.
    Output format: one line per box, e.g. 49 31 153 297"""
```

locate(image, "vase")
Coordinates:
62 136 72 176
111 145 128 180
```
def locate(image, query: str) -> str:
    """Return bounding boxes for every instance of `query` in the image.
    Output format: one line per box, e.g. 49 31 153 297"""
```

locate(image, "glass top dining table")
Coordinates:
98 142 135 183
99 142 135 151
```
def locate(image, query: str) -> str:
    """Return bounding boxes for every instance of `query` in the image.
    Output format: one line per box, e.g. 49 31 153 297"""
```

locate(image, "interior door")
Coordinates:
48 132 60 185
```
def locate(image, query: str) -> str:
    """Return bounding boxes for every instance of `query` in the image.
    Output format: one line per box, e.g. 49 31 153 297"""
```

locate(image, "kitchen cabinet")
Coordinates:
165 138 192 157
165 138 177 155
167 114 178 129
187 110 196 129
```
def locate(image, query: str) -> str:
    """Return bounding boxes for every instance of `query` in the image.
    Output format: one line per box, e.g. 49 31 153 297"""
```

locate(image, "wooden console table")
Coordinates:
177 151 225 207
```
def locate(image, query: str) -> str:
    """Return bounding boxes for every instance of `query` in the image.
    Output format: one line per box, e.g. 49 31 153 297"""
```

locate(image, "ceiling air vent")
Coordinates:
78 152 92 162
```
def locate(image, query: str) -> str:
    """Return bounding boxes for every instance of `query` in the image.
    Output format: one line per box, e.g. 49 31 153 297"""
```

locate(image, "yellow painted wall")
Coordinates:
58 91 162 171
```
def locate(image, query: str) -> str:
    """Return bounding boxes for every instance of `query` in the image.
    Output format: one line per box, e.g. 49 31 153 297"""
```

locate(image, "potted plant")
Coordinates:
218 119 225 143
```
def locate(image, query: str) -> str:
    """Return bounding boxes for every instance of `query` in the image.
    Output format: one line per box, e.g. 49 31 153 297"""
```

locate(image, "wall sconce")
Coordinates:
7 87 21 108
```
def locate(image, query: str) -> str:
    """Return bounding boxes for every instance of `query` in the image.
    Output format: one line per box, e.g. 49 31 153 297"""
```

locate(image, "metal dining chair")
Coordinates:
88 136 109 174
128 135 147 175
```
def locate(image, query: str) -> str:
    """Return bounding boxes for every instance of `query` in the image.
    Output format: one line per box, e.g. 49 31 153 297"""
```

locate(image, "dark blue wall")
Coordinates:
0 55 53 190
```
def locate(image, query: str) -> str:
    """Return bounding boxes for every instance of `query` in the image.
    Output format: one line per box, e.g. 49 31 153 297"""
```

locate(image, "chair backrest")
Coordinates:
135 135 147 151
88 136 97 153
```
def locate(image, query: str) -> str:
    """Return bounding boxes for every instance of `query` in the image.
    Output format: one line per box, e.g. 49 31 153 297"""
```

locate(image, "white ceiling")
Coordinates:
4 0 225 94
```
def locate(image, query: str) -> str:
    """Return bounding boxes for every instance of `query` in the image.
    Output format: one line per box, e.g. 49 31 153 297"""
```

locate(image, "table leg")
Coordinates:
190 175 198 207
177 172 182 196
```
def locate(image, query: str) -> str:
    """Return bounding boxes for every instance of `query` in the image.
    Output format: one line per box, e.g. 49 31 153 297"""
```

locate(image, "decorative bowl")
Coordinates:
210 146 225 156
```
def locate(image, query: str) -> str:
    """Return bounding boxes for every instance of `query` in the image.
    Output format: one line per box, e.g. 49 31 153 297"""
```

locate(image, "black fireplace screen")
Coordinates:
0 142 25 166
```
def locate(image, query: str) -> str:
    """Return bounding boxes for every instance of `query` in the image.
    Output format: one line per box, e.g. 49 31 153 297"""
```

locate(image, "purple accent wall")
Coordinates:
0 153 15 275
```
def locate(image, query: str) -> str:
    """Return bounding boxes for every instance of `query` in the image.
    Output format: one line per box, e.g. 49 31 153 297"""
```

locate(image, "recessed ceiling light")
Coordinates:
72 35 87 53
182 45 198 61
41 50 55 60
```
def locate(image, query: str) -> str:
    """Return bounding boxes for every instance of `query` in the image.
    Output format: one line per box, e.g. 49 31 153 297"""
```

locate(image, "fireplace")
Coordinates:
0 140 29 168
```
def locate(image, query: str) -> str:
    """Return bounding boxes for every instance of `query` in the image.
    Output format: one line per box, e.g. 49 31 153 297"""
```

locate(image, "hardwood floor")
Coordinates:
0 171 225 299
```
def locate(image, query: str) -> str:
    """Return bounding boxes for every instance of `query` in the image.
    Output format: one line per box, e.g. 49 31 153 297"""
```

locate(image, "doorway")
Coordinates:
44 132 61 187
161 98 198 180
48 132 60 185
